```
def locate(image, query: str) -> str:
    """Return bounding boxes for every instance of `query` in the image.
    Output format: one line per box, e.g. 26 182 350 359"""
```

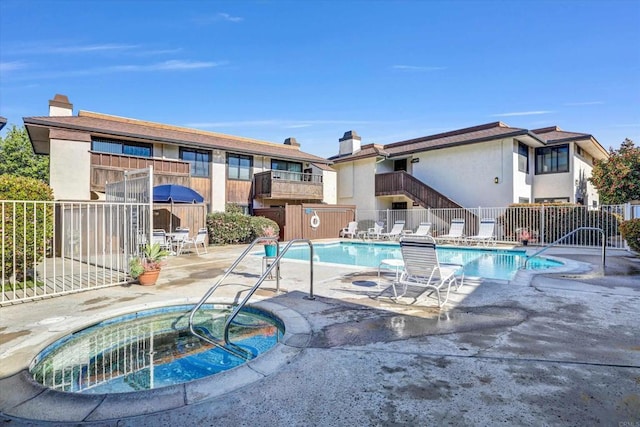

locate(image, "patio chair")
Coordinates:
391 236 462 307
171 229 191 255
340 221 358 238
366 221 384 239
182 228 208 255
435 219 465 245
380 220 405 240
151 229 171 251
403 222 432 237
466 218 496 246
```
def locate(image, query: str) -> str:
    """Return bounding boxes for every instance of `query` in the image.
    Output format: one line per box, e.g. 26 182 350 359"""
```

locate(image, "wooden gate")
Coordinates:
254 204 356 241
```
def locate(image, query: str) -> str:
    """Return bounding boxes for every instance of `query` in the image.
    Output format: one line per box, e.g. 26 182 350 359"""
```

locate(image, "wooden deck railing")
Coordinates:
375 171 464 209
254 170 323 200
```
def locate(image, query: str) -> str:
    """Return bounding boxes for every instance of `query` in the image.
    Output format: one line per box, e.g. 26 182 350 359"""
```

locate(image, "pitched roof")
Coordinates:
0 116 6 131
531 126 591 143
329 143 389 163
23 111 331 164
330 122 543 163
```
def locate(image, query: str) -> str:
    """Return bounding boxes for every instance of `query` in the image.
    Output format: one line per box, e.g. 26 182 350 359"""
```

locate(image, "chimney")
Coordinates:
49 94 73 116
284 137 300 148
339 130 361 156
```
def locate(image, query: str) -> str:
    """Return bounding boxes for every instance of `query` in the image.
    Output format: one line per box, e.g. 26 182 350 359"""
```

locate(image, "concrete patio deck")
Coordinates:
0 243 639 426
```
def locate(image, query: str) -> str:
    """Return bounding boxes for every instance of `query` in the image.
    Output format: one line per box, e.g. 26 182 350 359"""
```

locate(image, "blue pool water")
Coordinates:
30 304 283 394
276 242 562 281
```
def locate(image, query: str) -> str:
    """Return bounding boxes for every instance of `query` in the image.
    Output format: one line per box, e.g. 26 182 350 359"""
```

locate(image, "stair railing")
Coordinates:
523 227 605 269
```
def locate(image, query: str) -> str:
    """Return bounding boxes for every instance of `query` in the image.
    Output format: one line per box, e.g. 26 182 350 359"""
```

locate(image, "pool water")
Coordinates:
277 242 562 281
30 304 283 394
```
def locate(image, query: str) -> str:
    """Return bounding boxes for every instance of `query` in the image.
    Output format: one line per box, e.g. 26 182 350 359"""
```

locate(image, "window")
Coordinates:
228 153 252 180
535 144 569 174
518 197 530 203
180 148 210 177
394 159 407 172
271 159 302 173
534 197 570 203
92 137 152 157
518 142 529 173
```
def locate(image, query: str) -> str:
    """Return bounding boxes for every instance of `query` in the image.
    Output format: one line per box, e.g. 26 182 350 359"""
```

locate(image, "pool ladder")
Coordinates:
523 226 606 269
188 237 315 360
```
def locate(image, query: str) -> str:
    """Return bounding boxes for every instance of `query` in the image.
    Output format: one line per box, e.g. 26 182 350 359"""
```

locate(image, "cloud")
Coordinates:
392 65 446 71
0 61 27 72
491 111 553 117
194 12 244 25
563 101 604 106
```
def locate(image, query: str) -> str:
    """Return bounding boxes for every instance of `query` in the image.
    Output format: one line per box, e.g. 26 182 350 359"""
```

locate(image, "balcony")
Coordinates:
253 170 323 201
90 152 190 192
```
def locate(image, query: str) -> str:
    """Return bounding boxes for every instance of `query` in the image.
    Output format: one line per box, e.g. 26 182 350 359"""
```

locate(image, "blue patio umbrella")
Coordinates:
153 184 204 204
153 184 204 231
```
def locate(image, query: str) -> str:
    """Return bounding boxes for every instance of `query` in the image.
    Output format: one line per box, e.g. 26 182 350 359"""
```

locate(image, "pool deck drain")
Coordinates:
1 243 639 426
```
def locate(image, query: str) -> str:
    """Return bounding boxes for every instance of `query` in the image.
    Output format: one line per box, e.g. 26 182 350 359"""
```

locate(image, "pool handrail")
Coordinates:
188 237 315 356
523 226 605 269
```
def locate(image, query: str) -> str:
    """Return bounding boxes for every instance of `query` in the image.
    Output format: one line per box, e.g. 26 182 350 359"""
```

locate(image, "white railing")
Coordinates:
1 200 151 305
356 204 629 249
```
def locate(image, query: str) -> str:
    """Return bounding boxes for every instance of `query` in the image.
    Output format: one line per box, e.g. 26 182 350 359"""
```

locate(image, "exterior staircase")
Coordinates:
375 171 465 209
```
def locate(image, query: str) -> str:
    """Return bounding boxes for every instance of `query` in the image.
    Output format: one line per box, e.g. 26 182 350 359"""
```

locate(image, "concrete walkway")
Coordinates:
0 243 639 426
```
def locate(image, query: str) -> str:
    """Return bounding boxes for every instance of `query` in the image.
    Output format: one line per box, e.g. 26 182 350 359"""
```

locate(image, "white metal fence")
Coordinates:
356 204 630 249
1 200 151 305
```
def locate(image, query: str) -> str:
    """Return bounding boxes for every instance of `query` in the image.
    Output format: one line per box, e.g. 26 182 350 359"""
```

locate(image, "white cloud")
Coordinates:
194 12 244 25
563 101 604 106
392 65 446 71
492 111 553 117
216 12 243 22
0 61 27 72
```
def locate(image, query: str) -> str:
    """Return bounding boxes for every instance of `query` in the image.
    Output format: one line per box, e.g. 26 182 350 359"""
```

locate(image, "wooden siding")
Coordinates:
253 171 323 201
189 177 211 207
90 152 190 192
227 180 253 205
254 204 356 241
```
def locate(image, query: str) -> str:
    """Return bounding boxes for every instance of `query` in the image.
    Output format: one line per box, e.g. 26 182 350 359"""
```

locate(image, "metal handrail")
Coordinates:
523 227 605 269
223 239 315 343
188 237 315 357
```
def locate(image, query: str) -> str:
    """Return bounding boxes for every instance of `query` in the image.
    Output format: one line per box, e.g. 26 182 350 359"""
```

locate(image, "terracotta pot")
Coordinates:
138 269 161 286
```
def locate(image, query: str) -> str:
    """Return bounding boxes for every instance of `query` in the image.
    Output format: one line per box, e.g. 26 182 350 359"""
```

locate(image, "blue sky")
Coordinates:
1 0 639 158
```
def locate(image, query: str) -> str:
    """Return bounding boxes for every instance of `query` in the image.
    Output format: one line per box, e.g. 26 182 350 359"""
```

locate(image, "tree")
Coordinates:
0 125 49 182
589 138 640 204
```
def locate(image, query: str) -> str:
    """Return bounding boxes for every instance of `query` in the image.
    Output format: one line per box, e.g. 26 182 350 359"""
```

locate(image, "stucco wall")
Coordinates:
320 169 337 204
336 158 377 211
411 139 515 207
210 149 226 212
512 142 533 203
50 138 91 200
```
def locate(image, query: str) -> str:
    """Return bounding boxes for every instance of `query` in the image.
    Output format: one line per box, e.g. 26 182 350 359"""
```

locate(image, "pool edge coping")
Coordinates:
0 298 312 423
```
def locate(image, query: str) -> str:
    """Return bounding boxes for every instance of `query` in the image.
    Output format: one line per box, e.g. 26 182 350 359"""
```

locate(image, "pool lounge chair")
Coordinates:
391 236 462 307
366 221 384 239
467 218 496 247
403 222 432 237
435 219 465 245
380 220 405 240
340 221 358 239
182 228 208 255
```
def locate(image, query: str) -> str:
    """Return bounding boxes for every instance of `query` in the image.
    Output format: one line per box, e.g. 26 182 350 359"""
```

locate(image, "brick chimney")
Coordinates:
284 137 300 148
339 130 361 155
49 94 73 116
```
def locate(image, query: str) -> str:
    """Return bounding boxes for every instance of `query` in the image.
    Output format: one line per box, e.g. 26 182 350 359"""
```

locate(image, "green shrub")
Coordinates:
205 209 280 245
620 219 640 253
0 175 54 281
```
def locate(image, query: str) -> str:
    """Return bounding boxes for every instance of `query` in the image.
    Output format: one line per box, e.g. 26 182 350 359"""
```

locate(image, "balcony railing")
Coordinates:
375 171 464 209
90 152 190 192
253 170 323 200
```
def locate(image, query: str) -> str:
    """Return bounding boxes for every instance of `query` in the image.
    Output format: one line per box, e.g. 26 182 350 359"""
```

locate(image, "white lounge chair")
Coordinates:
340 221 358 238
182 228 208 255
403 222 432 237
366 221 384 239
171 229 190 255
391 236 462 306
435 219 465 245
467 218 496 246
380 220 405 240
151 229 171 251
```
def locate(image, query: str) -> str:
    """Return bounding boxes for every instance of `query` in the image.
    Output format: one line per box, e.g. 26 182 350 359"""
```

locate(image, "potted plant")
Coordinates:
129 243 169 286
517 228 531 246
261 225 279 257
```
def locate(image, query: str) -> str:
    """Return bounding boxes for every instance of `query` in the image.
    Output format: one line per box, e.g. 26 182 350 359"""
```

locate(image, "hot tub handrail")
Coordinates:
523 226 605 269
223 238 315 343
188 236 278 357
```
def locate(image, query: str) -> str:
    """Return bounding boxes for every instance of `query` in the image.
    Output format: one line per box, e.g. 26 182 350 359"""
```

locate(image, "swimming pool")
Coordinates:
29 304 284 394
276 242 562 281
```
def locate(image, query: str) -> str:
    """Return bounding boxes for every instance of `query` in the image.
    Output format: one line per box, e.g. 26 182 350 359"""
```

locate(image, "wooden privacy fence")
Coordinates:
153 203 207 233
254 204 356 241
